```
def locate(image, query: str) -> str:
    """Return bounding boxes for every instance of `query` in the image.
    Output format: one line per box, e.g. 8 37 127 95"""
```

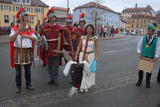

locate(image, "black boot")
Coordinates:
146 73 151 88
157 69 160 84
136 70 143 87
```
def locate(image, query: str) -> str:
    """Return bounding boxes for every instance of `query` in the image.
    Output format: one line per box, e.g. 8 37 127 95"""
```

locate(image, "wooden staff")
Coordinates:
19 21 25 93
20 34 24 93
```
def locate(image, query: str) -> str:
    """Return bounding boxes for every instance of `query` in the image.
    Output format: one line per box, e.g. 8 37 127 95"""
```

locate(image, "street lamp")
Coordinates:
67 0 69 17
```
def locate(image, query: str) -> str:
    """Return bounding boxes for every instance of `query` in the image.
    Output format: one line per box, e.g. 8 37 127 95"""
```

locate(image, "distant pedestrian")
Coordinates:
99 26 104 38
110 26 114 37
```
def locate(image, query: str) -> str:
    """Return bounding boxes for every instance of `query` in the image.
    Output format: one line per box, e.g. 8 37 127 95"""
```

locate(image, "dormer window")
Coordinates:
12 0 31 5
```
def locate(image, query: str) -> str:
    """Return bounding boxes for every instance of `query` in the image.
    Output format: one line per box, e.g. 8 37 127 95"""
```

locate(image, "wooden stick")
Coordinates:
20 36 24 93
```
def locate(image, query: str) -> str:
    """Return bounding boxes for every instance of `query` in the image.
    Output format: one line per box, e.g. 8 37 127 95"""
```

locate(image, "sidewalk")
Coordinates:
0 35 9 43
98 34 129 40
0 34 129 43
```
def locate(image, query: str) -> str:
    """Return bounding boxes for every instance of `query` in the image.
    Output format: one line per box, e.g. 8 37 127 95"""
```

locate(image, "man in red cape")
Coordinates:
41 8 63 86
72 12 86 53
9 8 37 93
63 15 74 58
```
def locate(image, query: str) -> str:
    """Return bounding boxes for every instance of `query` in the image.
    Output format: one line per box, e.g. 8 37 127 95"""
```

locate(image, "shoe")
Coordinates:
84 89 88 92
146 84 151 88
26 85 35 90
53 80 58 86
48 80 54 85
43 64 46 67
16 87 21 94
136 82 141 86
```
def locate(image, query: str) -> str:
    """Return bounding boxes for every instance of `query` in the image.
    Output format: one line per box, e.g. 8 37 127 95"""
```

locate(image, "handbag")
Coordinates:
89 59 97 73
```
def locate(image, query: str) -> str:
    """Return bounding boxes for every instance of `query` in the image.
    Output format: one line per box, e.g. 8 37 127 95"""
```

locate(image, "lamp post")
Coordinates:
67 0 69 17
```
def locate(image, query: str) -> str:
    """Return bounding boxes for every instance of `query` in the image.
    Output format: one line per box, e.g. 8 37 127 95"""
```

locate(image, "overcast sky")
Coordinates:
41 0 160 13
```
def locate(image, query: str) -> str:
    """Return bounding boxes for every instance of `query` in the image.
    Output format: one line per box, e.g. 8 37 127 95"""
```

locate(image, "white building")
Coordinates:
73 2 120 29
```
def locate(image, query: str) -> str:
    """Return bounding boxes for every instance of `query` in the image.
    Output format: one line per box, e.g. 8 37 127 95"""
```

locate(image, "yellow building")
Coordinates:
0 0 49 28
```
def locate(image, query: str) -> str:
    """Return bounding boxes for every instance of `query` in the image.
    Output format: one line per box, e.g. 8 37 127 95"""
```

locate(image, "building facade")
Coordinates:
51 6 67 26
73 2 120 30
121 5 157 34
129 14 156 34
0 0 49 28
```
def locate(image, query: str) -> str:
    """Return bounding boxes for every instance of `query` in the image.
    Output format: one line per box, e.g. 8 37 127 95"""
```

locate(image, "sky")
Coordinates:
41 0 160 13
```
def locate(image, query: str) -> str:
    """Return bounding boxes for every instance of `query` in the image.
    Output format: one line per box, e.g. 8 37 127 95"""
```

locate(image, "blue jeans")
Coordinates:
15 64 32 88
48 56 59 81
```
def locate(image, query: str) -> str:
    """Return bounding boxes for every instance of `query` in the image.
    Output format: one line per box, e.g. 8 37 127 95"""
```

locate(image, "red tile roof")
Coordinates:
122 5 153 14
74 2 119 14
131 14 156 20
52 6 67 12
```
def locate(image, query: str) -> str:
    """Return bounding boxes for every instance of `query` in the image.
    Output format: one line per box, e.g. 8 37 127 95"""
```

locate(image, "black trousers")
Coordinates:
137 70 152 84
15 64 32 88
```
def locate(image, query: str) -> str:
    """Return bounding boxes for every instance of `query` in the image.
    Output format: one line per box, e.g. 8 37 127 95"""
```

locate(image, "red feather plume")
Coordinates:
46 8 55 17
16 8 25 19
67 15 72 19
79 12 85 18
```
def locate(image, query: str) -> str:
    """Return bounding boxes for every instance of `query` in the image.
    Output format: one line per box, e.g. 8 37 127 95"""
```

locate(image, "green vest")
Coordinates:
141 36 158 58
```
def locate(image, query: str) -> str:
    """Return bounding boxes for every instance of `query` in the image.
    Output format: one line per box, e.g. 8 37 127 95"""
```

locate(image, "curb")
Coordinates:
0 35 129 43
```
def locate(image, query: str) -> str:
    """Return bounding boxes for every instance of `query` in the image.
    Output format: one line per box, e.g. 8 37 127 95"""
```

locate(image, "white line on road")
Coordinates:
102 48 131 54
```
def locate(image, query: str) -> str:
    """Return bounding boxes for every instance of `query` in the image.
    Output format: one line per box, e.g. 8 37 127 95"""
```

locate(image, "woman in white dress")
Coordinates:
75 24 99 92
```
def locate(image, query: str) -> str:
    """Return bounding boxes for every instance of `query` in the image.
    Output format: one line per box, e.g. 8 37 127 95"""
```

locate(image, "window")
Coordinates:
13 0 17 2
13 6 15 11
27 0 29 3
4 5 9 11
136 24 138 28
13 16 16 23
0 4 3 10
4 15 9 23
16 6 19 11
26 7 30 12
29 16 34 24
31 7 33 13
22 0 25 3
9 6 11 11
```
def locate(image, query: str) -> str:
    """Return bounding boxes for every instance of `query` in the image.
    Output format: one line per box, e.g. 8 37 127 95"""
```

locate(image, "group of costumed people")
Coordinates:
9 7 99 95
137 23 160 89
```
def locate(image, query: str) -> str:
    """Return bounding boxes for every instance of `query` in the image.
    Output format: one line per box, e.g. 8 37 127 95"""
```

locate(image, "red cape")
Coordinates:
10 26 35 68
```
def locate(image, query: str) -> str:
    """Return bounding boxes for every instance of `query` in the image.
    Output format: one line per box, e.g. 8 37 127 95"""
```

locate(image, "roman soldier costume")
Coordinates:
41 8 63 85
63 15 74 57
9 8 37 93
72 12 86 52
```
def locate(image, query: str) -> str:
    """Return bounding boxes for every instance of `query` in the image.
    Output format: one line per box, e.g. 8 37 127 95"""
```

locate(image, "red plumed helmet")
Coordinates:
46 8 56 18
79 12 85 18
16 8 27 19
66 15 73 23
67 15 72 19
79 12 86 23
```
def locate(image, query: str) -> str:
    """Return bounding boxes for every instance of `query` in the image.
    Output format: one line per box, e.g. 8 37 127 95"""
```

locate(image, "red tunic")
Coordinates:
72 27 85 52
63 25 74 55
40 24 63 65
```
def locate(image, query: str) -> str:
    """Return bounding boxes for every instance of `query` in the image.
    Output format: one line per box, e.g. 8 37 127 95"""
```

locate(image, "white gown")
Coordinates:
79 35 98 91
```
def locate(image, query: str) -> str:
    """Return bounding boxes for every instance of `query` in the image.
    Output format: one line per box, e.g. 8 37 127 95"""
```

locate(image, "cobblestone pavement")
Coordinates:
0 70 158 107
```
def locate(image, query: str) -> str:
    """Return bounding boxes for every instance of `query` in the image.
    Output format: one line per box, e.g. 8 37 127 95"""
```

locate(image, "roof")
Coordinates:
0 0 49 7
51 6 67 12
74 2 119 14
131 14 156 20
122 5 153 13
